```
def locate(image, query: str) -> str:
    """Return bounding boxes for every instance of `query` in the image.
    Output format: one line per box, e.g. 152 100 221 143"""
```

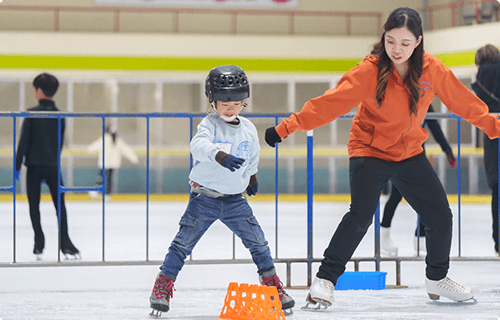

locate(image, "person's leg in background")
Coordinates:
483 135 499 254
45 166 80 257
26 166 45 258
380 185 403 256
491 184 499 254
104 168 113 201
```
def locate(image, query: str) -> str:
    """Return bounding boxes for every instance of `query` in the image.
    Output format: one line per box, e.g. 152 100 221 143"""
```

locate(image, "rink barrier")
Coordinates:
0 111 499 290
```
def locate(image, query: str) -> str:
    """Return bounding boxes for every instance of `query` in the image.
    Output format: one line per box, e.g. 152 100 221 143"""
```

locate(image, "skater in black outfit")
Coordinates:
380 104 456 256
472 44 500 254
15 73 80 260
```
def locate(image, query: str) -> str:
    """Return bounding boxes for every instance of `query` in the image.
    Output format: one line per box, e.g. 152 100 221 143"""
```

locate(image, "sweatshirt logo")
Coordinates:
236 141 250 166
419 81 433 97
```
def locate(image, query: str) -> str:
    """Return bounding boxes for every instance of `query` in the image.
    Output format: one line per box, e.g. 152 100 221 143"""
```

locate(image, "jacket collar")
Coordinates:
38 99 56 108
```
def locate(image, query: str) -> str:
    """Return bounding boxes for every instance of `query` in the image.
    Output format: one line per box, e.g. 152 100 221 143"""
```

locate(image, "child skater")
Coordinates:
149 65 295 317
265 7 500 310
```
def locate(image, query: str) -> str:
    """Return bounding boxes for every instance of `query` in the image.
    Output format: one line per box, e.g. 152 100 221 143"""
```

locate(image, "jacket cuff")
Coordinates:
275 123 289 139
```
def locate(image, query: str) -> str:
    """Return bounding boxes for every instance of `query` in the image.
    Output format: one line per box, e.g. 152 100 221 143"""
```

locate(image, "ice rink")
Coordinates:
1 199 499 320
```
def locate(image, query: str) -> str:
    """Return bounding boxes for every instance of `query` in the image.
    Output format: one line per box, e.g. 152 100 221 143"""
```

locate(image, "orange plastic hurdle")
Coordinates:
219 282 286 320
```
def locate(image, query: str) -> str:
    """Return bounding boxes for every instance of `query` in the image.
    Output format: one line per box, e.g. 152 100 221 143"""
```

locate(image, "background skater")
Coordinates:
16 73 80 261
87 125 139 202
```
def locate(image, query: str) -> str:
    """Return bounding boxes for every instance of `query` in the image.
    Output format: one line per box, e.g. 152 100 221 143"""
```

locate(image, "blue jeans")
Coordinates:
160 192 274 280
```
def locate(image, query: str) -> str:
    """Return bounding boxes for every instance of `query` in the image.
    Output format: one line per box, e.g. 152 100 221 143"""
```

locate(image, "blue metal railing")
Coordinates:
1 111 498 288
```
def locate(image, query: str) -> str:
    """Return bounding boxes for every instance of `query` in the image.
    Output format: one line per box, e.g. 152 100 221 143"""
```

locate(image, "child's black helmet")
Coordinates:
205 65 250 103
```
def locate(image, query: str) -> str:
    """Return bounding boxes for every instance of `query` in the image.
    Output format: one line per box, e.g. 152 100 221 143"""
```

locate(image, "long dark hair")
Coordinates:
105 125 117 144
371 7 424 116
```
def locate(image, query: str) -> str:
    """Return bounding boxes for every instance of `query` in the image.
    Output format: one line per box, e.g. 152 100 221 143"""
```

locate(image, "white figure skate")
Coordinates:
381 226 398 256
301 277 334 312
425 277 474 302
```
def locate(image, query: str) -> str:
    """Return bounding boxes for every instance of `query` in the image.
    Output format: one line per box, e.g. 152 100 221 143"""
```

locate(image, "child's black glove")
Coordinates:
265 127 282 148
246 183 258 197
246 174 258 196
216 151 245 172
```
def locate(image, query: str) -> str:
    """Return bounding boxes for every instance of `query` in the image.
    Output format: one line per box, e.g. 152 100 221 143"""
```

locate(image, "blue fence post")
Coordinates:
275 117 280 259
146 116 150 261
306 130 314 286
57 116 62 262
12 116 17 263
101 117 106 262
457 118 462 257
498 135 500 256
374 201 381 268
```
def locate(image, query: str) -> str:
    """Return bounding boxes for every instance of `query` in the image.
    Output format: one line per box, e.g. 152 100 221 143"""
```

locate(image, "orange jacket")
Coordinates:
276 53 500 162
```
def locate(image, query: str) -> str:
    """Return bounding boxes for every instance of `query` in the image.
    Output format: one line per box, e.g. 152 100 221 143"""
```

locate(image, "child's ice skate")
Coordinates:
381 226 398 256
301 276 334 312
149 273 175 318
259 267 295 315
425 277 474 302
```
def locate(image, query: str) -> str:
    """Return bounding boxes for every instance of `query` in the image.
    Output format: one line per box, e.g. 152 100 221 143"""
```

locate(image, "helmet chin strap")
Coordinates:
220 114 237 122
211 102 245 122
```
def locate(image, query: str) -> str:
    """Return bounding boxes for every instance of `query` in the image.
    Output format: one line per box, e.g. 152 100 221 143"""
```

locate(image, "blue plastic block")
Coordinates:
334 271 387 290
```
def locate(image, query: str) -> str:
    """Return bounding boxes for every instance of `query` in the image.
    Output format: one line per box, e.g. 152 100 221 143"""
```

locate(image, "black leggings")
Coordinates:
316 153 452 284
96 168 114 195
381 184 426 237
26 166 76 252
491 184 499 252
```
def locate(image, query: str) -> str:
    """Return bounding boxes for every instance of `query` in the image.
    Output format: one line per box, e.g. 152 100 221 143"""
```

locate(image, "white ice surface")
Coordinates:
0 200 499 320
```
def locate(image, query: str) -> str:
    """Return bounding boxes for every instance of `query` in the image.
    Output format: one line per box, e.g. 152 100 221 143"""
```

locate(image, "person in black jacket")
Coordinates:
380 104 456 256
472 44 500 255
15 73 80 260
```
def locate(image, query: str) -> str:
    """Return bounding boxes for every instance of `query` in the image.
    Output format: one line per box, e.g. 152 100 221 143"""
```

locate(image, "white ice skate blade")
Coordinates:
427 298 478 305
35 254 43 261
301 300 330 312
149 309 163 318
283 308 293 316
301 294 331 312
